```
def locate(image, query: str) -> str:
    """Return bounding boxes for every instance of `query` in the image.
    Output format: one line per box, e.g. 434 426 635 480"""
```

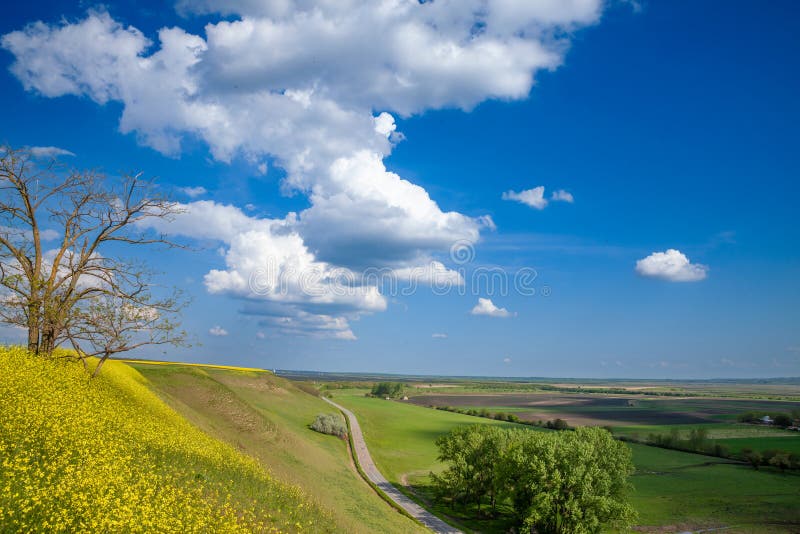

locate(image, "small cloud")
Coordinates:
432 333 448 339
477 215 497 231
244 203 256 211
27 146 75 158
257 162 268 175
179 186 208 198
551 189 574 203
503 357 512 364
256 331 266 339
635 249 708 282
471 298 514 318
374 112 396 137
40 229 60 241
1 225 59 241
209 325 228 336
502 186 547 210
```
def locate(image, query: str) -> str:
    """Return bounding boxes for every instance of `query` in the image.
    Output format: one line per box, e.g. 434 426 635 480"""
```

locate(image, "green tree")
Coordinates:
768 452 792 472
743 449 762 470
431 425 510 515
370 381 405 398
434 425 636 532
687 428 709 450
772 413 792 428
514 427 636 534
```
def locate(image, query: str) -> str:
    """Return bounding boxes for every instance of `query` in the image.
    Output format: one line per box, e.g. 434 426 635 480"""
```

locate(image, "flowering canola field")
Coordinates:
0 346 334 533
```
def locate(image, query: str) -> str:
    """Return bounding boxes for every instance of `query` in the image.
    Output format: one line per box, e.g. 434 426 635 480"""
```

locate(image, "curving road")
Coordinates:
322 397 461 534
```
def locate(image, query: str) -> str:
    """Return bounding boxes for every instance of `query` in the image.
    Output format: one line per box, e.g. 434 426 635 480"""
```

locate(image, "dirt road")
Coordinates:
322 397 461 534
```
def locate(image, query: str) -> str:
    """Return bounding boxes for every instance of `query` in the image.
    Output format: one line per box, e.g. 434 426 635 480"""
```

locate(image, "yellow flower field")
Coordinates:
0 347 334 533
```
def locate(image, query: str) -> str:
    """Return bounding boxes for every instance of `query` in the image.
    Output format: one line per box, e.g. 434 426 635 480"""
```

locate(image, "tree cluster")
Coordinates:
370 381 405 398
621 427 800 471
737 410 799 428
434 404 521 423
742 448 800 472
432 425 636 533
0 147 186 375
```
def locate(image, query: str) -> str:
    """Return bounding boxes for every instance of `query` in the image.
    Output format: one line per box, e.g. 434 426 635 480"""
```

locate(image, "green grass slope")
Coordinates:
132 364 423 534
0 347 332 533
335 389 800 533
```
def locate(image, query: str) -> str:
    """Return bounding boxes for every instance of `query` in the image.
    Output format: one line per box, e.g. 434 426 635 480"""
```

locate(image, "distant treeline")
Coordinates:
318 381 375 390
432 405 570 430
620 428 800 471
737 410 800 427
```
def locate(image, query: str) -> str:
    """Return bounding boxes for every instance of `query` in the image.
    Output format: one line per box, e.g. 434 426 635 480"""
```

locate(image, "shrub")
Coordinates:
296 382 321 397
769 452 792 472
744 450 763 470
545 418 570 431
310 413 348 438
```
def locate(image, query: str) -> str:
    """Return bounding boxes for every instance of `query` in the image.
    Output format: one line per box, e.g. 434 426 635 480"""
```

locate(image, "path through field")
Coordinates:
322 397 461 534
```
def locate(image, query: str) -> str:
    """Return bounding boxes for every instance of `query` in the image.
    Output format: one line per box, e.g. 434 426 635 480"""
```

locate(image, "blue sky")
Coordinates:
1 1 798 378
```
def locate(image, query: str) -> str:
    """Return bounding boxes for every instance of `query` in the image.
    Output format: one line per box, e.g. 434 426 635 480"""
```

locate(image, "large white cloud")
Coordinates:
2 2 606 337
635 249 709 282
139 200 385 338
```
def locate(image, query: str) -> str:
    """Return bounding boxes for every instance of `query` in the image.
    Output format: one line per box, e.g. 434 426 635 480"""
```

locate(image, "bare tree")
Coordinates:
0 146 187 371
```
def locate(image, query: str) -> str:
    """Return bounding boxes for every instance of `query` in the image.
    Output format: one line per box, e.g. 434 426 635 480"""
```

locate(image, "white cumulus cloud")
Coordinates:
179 185 208 198
471 297 514 318
635 249 708 282
503 186 548 210
504 186 574 209
551 189 574 203
209 325 228 336
2 2 609 338
138 200 385 339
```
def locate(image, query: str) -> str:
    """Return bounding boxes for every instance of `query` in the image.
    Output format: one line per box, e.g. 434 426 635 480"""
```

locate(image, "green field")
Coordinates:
612 423 800 455
407 391 800 427
133 366 423 534
335 389 800 533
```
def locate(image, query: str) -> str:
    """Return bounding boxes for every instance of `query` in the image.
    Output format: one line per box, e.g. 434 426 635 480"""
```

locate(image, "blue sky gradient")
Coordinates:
1 1 798 377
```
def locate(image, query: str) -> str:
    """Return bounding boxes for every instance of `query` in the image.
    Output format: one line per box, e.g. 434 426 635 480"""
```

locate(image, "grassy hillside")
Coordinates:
0 347 332 533
335 389 800 533
131 364 423 534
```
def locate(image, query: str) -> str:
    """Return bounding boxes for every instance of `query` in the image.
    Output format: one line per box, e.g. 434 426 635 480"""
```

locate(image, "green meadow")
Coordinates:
334 389 800 533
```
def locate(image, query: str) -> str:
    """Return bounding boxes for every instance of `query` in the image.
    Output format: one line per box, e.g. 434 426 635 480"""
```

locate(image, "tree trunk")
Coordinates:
39 325 56 356
91 353 112 378
27 302 40 354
